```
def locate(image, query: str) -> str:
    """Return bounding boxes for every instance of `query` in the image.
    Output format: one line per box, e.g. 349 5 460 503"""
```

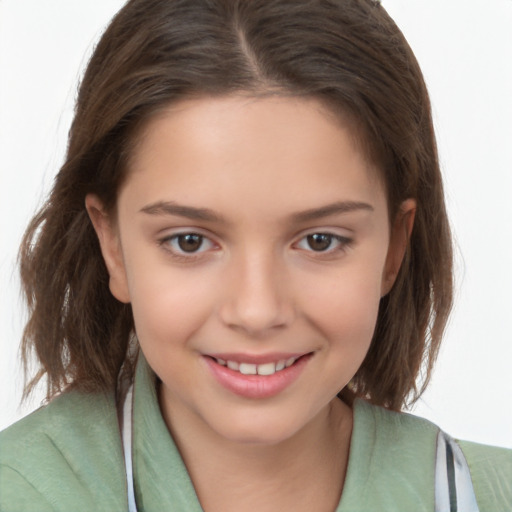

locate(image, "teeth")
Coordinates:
257 362 276 376
285 357 296 368
215 356 300 375
227 360 239 371
239 363 257 375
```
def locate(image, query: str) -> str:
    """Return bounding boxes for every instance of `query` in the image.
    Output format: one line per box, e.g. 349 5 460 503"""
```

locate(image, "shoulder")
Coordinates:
0 390 127 512
342 400 440 511
350 400 512 511
354 398 440 442
456 439 512 512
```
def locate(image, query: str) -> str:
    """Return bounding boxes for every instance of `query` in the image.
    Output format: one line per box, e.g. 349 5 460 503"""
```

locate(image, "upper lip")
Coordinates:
204 352 311 365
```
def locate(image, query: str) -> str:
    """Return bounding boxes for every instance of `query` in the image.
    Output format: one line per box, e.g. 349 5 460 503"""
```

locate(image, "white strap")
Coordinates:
435 430 480 512
120 384 138 512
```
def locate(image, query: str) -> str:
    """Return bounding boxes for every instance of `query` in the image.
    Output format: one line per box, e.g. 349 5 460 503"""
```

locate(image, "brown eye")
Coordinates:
177 234 204 252
161 232 216 258
295 233 351 254
306 233 334 251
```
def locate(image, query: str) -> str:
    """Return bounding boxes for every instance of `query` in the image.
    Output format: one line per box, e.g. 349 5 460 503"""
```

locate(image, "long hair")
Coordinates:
20 0 453 410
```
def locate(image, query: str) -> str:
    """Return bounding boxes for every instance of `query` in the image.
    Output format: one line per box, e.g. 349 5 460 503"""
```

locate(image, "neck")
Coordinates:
159 390 353 512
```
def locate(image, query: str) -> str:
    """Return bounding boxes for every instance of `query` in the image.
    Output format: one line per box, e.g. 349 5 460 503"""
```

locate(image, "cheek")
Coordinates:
301 262 383 348
123 254 217 350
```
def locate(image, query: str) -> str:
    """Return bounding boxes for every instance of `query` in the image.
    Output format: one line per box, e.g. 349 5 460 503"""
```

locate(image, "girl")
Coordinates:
0 0 510 511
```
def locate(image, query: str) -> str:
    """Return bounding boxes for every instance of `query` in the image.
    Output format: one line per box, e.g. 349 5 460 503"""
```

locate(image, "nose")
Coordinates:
218 251 295 336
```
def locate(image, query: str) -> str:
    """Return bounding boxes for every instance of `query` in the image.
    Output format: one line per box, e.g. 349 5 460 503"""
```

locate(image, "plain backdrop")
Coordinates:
1 0 511 447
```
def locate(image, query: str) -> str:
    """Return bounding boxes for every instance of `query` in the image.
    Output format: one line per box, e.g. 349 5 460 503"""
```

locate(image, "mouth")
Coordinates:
203 352 313 399
209 355 302 376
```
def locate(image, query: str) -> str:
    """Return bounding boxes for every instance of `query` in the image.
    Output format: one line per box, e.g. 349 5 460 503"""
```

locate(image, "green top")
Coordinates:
1 357 511 511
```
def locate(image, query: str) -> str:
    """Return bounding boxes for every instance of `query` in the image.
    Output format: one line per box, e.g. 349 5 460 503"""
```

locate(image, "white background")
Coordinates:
1 0 511 447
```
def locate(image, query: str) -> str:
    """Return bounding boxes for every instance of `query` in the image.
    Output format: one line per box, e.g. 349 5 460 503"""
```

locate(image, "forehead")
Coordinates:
120 95 387 221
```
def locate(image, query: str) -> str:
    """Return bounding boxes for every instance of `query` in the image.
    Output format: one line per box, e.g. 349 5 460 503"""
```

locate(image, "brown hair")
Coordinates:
20 0 452 410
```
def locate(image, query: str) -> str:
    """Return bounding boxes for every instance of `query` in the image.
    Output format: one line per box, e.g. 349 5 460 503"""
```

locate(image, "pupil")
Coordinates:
307 234 332 251
178 234 202 252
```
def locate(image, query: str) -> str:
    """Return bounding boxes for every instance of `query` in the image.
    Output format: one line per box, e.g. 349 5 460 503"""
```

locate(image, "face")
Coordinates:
88 95 413 446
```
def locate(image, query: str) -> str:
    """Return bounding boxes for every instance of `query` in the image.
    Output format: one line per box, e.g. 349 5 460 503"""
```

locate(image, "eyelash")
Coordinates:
158 231 352 260
158 233 216 261
295 233 352 254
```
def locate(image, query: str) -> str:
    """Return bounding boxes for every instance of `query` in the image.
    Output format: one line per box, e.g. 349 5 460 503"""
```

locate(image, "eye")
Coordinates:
161 233 215 254
295 233 351 253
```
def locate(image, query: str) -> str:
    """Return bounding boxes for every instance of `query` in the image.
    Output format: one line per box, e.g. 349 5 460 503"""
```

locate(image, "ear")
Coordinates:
381 198 416 296
85 194 131 304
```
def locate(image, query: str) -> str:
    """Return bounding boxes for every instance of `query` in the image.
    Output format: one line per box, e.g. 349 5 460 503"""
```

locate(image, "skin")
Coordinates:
87 95 415 512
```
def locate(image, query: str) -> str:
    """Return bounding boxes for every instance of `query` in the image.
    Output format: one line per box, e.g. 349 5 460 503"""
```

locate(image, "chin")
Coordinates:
218 427 297 447
206 408 314 447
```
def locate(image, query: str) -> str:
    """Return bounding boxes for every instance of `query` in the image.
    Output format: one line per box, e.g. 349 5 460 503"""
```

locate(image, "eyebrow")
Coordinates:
290 201 374 222
140 201 225 222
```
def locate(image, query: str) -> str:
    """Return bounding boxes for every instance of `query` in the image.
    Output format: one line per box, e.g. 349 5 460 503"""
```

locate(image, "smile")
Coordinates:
204 353 312 399
213 356 299 376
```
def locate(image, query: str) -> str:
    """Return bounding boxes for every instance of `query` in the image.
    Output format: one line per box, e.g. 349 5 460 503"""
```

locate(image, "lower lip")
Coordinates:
204 355 312 399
